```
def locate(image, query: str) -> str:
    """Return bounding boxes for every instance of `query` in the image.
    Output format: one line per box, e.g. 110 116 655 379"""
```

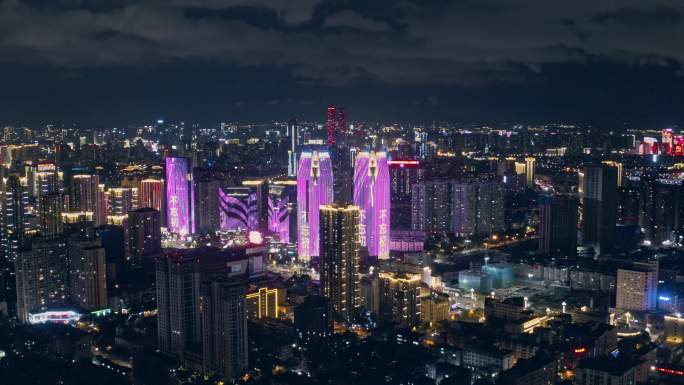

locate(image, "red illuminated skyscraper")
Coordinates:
327 105 336 145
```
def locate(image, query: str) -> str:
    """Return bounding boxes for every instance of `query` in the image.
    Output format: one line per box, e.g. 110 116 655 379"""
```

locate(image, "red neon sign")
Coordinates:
657 367 684 376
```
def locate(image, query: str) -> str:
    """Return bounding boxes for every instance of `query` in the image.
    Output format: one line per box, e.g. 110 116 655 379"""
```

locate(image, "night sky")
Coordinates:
1 0 684 127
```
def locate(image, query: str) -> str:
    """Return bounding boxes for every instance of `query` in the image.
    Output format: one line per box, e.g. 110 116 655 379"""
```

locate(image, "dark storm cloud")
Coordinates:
2 0 683 86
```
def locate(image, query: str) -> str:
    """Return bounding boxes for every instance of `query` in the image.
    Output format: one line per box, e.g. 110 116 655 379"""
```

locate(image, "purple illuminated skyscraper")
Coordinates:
354 151 390 260
165 156 195 236
297 149 334 262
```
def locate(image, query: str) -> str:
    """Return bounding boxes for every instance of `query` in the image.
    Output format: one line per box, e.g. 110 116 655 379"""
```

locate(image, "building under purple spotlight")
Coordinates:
219 187 258 231
354 151 390 259
165 156 195 236
297 149 334 261
268 194 290 242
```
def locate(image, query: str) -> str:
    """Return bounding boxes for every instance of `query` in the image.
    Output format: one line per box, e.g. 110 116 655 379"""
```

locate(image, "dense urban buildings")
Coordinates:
5 100 684 385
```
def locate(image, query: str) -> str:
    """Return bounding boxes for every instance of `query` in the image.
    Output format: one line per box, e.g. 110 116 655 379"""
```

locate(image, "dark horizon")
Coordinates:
2 1 684 128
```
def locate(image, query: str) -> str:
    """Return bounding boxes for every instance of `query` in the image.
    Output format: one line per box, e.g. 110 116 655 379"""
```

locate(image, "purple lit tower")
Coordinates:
268 194 290 243
165 156 195 236
297 149 334 262
354 151 390 260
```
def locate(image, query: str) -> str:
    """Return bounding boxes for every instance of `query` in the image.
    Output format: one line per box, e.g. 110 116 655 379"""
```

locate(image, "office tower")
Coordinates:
319 204 360 322
294 295 334 344
268 181 296 244
165 156 195 236
538 193 578 257
389 159 423 231
287 118 299 177
582 164 618 255
140 178 165 225
524 157 535 186
39 193 63 238
201 279 248 382
616 263 658 312
326 105 336 145
353 150 391 260
297 149 334 261
452 180 504 237
71 174 105 226
68 239 107 311
194 177 220 233
411 179 453 233
15 238 68 323
127 208 162 263
105 187 138 218
156 252 202 359
1 174 28 262
219 187 257 231
378 272 421 327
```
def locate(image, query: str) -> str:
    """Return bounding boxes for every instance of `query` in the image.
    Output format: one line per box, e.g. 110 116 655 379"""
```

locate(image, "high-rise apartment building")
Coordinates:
294 295 334 344
389 159 423 231
616 263 658 312
68 239 107 310
319 204 360 322
538 193 578 257
194 177 220 233
127 208 162 263
524 157 536 186
106 187 139 217
72 174 105 226
452 180 504 237
156 252 202 359
201 279 248 382
15 238 68 323
39 193 64 238
411 179 453 233
2 174 28 262
378 272 421 327
582 164 618 255
139 178 165 226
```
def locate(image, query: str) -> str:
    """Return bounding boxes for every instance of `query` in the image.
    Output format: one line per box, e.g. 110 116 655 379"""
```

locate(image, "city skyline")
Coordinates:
4 2 684 385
